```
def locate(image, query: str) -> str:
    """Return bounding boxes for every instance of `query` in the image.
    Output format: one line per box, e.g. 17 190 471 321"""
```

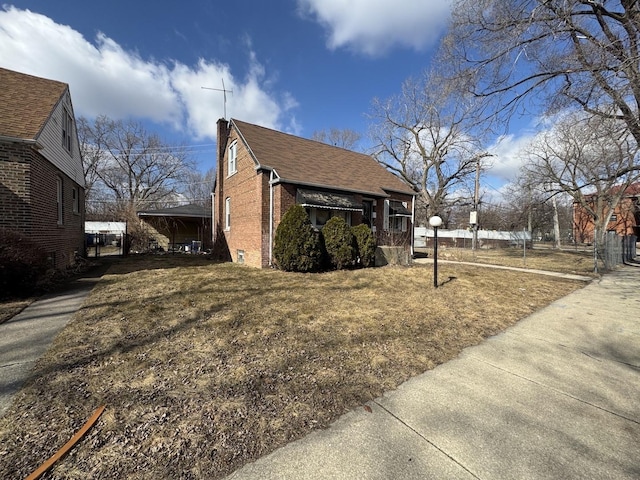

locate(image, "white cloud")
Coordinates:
486 132 537 183
0 6 296 140
298 0 453 56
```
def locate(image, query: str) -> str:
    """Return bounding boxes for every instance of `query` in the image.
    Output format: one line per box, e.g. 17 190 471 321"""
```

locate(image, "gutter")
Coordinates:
269 169 280 266
265 174 404 199
0 135 43 150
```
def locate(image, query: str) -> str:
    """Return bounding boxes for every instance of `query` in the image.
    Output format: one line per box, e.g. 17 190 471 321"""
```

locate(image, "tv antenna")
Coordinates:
202 79 233 119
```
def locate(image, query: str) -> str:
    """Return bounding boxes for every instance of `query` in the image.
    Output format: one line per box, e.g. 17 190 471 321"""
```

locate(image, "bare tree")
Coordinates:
445 0 640 180
79 115 195 219
180 167 216 207
520 112 639 248
312 128 362 150
369 71 490 220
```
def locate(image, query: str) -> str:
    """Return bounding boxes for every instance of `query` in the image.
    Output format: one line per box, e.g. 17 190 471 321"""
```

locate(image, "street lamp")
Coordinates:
429 215 443 288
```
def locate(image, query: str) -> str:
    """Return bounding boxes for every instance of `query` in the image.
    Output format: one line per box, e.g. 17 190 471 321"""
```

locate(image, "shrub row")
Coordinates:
273 205 376 272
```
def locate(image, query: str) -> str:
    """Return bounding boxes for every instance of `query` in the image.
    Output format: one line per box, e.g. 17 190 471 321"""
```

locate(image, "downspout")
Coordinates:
410 196 416 260
211 193 216 249
269 170 275 266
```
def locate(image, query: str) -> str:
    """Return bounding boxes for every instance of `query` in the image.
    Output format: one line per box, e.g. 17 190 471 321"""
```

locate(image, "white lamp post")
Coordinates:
429 215 443 288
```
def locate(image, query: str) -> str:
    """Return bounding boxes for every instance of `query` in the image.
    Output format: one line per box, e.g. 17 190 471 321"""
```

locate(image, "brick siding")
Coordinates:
1 142 84 269
214 119 415 268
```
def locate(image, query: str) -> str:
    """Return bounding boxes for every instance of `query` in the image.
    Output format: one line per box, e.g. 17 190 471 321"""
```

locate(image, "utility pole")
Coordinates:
472 156 480 251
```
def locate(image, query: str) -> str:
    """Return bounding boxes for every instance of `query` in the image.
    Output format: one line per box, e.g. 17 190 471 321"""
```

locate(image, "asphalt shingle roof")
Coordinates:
232 119 415 197
137 204 212 218
0 67 67 140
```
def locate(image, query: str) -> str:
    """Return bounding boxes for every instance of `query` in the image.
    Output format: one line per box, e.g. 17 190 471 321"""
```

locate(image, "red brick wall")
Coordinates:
0 143 31 232
213 118 415 268
216 125 265 268
573 196 640 243
1 142 85 269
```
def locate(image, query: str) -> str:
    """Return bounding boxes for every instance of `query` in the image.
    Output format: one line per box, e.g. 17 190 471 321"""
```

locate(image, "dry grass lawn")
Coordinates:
0 254 588 479
426 245 600 275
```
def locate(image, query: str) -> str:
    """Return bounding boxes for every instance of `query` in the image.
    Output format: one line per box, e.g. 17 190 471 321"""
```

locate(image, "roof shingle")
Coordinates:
0 67 67 140
231 119 415 197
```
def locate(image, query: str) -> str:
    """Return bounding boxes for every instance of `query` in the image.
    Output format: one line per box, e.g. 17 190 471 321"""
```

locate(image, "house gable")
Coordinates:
0 67 84 187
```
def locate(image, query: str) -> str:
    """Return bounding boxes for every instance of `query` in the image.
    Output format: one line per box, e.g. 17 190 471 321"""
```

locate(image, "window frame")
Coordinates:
62 108 73 153
72 186 80 214
225 197 231 230
384 199 408 233
228 141 237 176
56 177 64 225
305 207 351 229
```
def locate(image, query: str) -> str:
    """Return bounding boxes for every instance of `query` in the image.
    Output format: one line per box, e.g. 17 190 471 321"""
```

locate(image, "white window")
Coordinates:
228 141 237 175
384 200 408 232
72 187 79 214
305 208 351 229
56 177 63 225
62 108 73 152
225 197 231 229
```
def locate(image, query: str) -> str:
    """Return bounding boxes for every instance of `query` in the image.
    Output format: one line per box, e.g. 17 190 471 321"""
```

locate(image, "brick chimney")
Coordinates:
215 118 230 231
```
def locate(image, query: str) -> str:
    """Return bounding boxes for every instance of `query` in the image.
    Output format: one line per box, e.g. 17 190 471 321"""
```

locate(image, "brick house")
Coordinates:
0 68 85 269
573 183 640 243
213 118 416 268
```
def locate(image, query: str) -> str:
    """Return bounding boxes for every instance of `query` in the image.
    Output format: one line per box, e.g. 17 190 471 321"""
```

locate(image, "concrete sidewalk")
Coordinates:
227 265 640 480
0 262 110 417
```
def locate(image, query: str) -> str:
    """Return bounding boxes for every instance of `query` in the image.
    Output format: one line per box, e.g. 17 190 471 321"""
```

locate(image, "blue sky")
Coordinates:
0 1 530 192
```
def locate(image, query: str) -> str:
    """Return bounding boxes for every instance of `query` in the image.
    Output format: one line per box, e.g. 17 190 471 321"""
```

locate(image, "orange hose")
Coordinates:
25 405 106 480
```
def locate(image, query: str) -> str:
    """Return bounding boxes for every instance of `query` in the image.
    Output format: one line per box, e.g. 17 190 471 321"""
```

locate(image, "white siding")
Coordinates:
35 89 85 187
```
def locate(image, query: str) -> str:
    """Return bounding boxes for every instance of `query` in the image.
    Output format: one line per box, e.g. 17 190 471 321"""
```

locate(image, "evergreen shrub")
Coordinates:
273 205 323 272
0 229 50 298
351 223 376 267
322 216 356 270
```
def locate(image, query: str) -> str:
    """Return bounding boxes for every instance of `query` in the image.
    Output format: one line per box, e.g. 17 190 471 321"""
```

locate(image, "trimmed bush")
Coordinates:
273 205 323 272
322 216 356 270
0 229 50 298
351 223 376 267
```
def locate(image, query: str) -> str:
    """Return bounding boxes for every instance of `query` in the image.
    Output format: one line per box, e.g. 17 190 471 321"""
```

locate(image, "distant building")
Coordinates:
137 204 212 253
573 183 640 243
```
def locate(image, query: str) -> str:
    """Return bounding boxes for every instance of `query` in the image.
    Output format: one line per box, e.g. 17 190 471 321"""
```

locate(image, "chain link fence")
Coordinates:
602 233 637 270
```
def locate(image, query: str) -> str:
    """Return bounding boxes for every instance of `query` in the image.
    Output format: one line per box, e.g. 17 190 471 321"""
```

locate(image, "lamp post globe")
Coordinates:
429 215 443 228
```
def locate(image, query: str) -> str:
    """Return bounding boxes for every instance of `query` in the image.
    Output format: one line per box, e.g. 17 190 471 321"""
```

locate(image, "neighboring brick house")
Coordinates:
573 183 640 243
0 67 85 269
213 118 416 268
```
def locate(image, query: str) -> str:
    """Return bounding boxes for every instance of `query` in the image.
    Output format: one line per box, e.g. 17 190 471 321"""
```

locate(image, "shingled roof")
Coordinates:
0 67 67 140
138 204 212 218
231 119 415 197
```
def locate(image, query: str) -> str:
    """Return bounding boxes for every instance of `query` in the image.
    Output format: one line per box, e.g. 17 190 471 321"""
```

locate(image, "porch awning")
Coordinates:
297 189 362 211
389 203 412 217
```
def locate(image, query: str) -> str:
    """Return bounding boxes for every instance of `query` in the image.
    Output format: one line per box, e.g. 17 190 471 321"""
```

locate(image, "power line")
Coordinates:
88 143 217 155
